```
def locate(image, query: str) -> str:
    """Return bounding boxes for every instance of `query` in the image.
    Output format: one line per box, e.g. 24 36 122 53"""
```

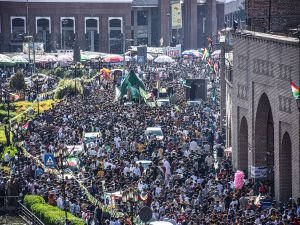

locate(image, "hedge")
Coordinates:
24 195 46 208
25 195 85 225
0 145 17 161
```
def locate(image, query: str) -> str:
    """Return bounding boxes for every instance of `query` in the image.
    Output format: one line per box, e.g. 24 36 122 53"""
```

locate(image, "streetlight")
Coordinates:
70 62 81 95
166 13 171 46
62 19 69 51
55 147 69 224
122 187 139 225
97 56 103 84
2 89 11 146
24 35 35 86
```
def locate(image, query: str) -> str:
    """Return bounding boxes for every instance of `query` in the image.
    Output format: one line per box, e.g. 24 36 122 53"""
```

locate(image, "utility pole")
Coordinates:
123 19 126 77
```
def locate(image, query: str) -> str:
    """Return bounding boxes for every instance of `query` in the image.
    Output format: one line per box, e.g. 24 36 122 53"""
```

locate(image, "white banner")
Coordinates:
23 42 44 54
251 166 268 178
164 45 181 58
171 3 182 29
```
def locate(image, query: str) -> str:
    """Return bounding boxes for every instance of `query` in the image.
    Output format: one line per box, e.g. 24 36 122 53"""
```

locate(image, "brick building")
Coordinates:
231 31 300 201
245 0 300 33
0 0 225 53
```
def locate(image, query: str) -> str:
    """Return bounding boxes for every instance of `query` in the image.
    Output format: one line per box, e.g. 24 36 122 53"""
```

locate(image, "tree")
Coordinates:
10 71 26 91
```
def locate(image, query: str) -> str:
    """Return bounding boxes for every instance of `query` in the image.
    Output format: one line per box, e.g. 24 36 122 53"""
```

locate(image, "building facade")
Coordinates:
231 31 300 201
245 0 300 33
0 0 225 53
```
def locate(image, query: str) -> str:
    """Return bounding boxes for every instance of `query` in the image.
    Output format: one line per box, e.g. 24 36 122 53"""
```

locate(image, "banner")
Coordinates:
171 3 182 29
23 42 44 55
251 166 268 178
164 45 181 58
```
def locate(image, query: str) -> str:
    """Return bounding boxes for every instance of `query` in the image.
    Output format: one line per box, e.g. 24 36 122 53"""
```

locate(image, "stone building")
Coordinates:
245 0 300 33
231 31 300 201
0 0 225 53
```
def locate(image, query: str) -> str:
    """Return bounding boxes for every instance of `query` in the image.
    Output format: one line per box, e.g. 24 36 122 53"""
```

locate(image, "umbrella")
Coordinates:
133 54 154 61
154 55 174 63
211 49 221 59
182 50 201 58
11 55 28 64
0 54 15 66
57 54 73 63
104 55 123 63
38 55 57 63
100 68 111 74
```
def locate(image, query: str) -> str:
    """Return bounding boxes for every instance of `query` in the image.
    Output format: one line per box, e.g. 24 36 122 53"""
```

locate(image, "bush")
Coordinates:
0 166 11 175
24 195 46 208
54 79 83 99
0 109 17 123
54 67 65 78
30 203 84 225
0 145 17 161
10 71 26 91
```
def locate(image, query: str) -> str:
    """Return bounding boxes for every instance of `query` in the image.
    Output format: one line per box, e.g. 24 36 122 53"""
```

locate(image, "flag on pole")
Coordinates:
290 80 299 99
201 48 209 61
67 157 78 167
214 61 219 74
22 122 29 130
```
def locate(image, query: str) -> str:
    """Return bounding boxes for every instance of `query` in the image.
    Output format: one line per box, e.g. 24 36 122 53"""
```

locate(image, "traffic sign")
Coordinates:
44 153 56 168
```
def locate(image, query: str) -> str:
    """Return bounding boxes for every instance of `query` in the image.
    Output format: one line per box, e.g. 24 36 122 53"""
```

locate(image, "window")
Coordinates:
108 17 123 54
60 17 75 50
137 11 148 26
11 16 26 40
203 17 206 33
85 17 99 51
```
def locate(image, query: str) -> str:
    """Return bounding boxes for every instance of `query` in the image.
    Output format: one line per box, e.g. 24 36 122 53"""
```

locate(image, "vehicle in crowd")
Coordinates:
136 160 153 173
66 145 83 156
187 100 202 107
156 98 170 107
145 127 164 141
150 222 174 225
83 132 101 148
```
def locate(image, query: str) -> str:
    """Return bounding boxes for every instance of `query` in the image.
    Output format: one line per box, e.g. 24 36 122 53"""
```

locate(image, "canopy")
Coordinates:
104 55 123 63
120 70 145 97
133 53 154 61
182 49 201 58
38 55 57 63
0 54 15 66
57 54 73 63
154 55 174 63
11 55 28 64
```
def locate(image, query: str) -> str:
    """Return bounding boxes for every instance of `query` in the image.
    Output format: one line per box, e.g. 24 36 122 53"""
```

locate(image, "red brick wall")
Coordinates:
0 1 132 52
246 0 300 33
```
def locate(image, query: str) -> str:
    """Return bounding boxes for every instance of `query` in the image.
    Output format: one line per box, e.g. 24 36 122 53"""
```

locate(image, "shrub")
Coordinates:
24 195 46 208
0 109 17 123
30 203 85 225
54 79 83 99
10 71 26 91
0 145 17 161
0 166 11 175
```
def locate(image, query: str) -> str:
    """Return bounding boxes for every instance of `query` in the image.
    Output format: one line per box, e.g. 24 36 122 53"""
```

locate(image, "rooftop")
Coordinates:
0 0 132 2
234 30 300 45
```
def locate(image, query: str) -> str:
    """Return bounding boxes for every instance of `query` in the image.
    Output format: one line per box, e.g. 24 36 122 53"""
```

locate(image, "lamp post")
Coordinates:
166 13 171 46
71 62 81 95
97 56 103 84
296 98 300 112
55 147 69 224
24 36 35 86
122 187 139 225
2 90 11 146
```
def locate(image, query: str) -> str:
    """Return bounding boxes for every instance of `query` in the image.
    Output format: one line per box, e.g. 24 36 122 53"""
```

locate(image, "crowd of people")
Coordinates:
1 62 300 225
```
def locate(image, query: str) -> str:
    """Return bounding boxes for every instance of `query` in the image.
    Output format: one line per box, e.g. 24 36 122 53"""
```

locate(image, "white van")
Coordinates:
145 127 164 141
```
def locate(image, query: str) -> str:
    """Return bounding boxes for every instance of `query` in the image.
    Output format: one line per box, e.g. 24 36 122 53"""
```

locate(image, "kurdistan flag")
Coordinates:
67 157 78 167
290 81 299 99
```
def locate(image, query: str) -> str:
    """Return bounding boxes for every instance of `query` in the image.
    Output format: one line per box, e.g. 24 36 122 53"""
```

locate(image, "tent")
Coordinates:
120 70 145 98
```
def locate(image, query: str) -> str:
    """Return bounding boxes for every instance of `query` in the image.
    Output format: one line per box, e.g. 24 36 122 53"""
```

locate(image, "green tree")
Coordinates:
10 71 26 91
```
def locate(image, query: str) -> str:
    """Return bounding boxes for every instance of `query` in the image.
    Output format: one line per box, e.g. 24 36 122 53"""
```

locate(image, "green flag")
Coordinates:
139 87 148 103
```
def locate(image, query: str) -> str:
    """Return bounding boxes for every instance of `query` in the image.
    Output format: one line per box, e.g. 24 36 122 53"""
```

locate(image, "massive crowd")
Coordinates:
1 62 300 225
